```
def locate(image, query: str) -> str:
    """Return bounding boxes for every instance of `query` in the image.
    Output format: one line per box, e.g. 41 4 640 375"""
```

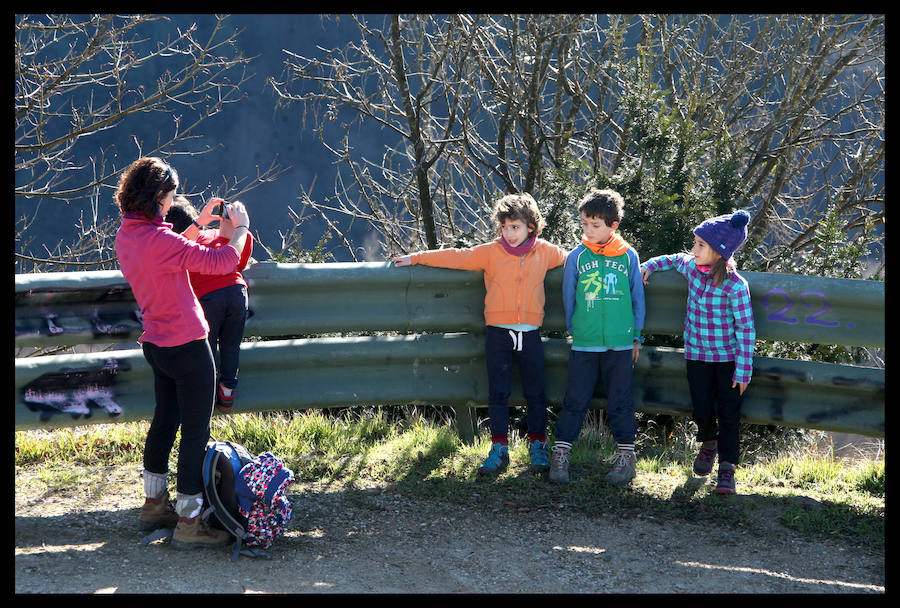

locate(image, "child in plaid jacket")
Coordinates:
641 210 755 494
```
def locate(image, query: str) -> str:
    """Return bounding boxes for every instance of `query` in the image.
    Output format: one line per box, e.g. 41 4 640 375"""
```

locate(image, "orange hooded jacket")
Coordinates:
411 238 568 327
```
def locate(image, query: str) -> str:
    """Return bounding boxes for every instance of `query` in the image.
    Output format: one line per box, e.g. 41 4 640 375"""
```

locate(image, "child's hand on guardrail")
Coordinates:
392 255 412 267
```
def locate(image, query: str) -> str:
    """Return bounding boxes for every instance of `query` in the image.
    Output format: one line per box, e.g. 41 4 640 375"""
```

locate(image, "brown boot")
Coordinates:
138 492 179 531
171 516 232 551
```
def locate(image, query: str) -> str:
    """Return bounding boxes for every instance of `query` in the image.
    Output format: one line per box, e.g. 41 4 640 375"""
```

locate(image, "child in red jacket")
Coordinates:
166 196 254 412
393 193 568 476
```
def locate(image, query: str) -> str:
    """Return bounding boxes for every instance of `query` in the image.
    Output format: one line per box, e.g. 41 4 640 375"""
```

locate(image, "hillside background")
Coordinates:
15 15 381 263
15 14 884 272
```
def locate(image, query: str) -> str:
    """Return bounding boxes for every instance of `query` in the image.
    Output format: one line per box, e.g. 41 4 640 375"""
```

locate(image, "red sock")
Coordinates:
529 433 547 443
491 434 509 446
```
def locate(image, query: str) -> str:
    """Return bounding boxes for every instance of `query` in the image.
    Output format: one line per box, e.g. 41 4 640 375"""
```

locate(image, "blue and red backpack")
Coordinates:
201 440 295 561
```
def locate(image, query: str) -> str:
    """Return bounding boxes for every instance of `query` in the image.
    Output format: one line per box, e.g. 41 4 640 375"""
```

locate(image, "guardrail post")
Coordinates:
452 401 478 445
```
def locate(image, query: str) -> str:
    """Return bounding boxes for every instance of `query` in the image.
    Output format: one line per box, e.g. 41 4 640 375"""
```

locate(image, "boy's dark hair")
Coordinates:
165 195 198 233
578 188 625 227
115 156 179 220
491 193 545 236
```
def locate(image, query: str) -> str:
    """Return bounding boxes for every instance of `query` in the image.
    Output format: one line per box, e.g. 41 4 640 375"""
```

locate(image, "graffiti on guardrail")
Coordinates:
15 284 144 341
21 358 131 421
15 308 142 341
761 289 848 328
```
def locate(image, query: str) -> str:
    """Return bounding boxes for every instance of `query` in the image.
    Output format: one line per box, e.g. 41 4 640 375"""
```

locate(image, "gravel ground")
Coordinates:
14 464 885 594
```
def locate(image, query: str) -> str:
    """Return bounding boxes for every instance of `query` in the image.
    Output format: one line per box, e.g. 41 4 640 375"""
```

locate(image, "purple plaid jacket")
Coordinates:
642 253 755 384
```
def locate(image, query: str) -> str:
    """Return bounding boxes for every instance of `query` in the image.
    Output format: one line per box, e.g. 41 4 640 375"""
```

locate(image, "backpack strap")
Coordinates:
238 546 271 560
140 527 174 545
202 442 248 541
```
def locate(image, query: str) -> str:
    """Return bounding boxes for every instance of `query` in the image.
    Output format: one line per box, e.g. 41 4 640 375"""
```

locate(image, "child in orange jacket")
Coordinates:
393 193 568 476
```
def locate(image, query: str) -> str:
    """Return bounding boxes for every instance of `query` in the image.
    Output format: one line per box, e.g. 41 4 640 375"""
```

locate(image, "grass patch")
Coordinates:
16 422 146 466
15 407 885 550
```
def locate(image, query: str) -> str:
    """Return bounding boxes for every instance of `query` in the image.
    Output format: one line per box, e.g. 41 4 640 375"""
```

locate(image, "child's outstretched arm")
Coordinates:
395 244 491 271
641 252 690 284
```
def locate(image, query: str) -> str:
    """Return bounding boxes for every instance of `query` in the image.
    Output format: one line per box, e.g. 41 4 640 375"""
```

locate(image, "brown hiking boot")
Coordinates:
171 516 232 550
138 492 179 531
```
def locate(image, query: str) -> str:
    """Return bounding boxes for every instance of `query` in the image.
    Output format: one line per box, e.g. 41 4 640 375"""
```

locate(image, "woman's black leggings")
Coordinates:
141 338 216 495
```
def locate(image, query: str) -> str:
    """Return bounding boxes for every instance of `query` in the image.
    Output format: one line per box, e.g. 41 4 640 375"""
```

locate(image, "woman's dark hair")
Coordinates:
165 196 198 233
115 157 179 219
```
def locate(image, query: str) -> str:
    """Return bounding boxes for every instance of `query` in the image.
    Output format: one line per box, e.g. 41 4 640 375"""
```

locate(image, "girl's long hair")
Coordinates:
710 255 736 286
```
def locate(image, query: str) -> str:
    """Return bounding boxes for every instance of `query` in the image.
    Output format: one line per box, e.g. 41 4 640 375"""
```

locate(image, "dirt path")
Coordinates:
14 463 884 594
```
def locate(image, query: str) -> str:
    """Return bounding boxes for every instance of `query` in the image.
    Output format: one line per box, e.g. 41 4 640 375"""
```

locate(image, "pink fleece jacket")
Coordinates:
115 213 240 347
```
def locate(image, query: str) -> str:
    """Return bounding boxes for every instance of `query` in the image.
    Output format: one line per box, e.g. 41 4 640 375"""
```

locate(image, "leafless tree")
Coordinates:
14 14 286 272
646 14 884 270
274 15 883 268
270 14 486 256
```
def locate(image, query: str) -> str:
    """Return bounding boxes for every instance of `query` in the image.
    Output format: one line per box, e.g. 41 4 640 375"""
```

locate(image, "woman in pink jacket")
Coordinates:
114 157 251 550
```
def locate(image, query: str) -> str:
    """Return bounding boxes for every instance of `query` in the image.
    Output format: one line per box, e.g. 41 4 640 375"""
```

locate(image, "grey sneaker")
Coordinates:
604 450 636 485
549 445 571 483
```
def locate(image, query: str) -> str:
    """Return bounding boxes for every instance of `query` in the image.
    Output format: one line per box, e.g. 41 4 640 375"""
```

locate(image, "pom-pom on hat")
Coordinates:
693 209 751 261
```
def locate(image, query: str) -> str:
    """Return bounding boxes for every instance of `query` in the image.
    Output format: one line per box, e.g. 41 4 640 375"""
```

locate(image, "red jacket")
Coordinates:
190 230 254 298
411 238 568 327
115 213 239 347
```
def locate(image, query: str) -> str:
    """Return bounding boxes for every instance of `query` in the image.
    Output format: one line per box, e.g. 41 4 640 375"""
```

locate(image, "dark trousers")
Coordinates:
198 284 248 389
686 359 743 465
554 349 636 444
485 326 548 438
141 338 216 495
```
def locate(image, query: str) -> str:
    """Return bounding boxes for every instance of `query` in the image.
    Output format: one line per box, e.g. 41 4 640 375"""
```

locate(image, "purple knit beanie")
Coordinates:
693 209 750 260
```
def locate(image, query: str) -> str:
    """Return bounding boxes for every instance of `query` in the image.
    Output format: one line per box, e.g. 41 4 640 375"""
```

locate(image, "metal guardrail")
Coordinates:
14 262 885 347
14 334 885 438
14 263 884 438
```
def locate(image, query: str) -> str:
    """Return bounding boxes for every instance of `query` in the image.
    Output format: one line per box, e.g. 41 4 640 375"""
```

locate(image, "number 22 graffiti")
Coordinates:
762 289 848 328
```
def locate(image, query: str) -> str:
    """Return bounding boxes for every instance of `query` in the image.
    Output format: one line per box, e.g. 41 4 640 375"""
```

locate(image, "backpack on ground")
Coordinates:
201 439 296 561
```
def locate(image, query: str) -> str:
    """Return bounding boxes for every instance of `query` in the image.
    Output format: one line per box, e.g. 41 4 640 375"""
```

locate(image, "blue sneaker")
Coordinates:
529 440 550 473
478 443 509 476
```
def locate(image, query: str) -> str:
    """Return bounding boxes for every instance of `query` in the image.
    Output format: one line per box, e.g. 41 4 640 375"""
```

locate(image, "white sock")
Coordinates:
143 470 168 499
175 492 204 519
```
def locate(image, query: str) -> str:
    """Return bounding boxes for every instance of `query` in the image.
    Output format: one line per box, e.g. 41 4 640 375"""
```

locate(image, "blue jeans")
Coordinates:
142 338 216 495
485 326 548 438
554 348 637 444
198 284 248 389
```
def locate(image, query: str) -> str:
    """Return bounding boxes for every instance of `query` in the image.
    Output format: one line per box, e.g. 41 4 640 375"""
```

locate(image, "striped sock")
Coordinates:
553 440 573 452
142 469 168 499
617 443 635 454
